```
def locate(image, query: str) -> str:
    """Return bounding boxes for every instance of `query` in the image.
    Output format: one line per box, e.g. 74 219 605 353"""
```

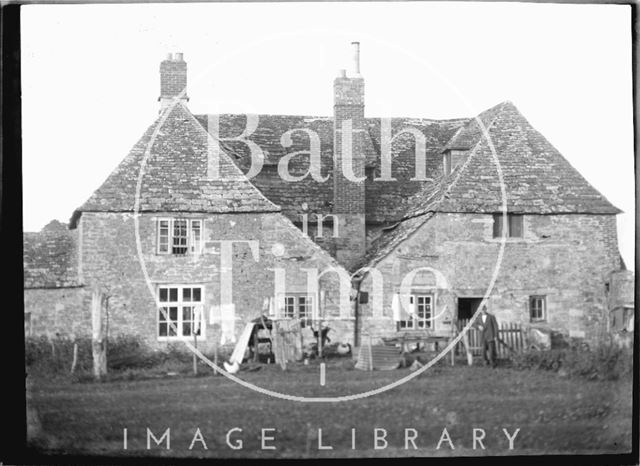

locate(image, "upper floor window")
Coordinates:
398 294 432 330
157 218 203 255
529 295 546 322
158 285 205 339
492 213 523 238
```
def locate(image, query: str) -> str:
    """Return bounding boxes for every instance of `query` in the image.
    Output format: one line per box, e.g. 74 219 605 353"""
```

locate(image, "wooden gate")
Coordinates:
456 319 524 359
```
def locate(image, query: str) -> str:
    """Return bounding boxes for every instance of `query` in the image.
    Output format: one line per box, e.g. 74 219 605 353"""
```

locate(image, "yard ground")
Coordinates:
27 361 633 458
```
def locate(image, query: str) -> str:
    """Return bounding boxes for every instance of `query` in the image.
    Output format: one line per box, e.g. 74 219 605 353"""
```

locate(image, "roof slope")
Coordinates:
24 222 80 289
72 103 279 226
359 101 621 270
194 114 467 223
435 101 622 214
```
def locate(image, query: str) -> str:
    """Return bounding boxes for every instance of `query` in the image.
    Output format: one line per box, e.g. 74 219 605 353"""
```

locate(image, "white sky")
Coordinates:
21 2 634 269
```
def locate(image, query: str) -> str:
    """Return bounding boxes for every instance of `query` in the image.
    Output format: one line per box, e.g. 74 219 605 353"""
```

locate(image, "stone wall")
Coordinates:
78 211 355 354
24 287 86 338
358 212 622 346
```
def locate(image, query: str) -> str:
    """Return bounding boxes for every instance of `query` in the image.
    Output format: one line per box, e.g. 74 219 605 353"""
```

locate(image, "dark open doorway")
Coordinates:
458 297 483 320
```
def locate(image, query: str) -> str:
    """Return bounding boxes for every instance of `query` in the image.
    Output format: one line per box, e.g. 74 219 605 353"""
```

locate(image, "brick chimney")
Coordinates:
333 42 366 269
158 52 189 112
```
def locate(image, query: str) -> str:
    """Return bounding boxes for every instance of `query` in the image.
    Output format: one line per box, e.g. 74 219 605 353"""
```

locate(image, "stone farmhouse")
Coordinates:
24 43 628 352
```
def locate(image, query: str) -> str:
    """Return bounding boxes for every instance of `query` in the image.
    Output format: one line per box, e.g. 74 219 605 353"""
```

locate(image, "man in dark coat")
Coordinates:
474 305 499 367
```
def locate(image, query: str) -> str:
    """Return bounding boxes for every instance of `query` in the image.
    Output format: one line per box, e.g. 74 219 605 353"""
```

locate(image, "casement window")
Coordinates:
492 213 523 238
157 218 203 255
529 296 546 322
157 285 205 339
282 294 314 327
399 295 432 330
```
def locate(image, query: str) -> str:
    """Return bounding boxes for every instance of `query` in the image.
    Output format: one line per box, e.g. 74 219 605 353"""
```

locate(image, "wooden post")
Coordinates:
91 288 107 380
104 296 110 364
317 322 323 359
193 331 198 376
461 332 473 366
70 342 78 374
253 330 259 362
213 343 219 375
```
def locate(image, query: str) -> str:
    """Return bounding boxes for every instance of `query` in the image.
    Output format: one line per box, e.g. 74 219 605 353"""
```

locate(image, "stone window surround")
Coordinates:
483 214 534 244
156 217 204 255
492 213 524 239
157 284 206 341
529 295 547 323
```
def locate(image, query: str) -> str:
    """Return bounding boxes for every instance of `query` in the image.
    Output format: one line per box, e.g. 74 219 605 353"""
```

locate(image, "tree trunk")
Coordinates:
91 288 107 380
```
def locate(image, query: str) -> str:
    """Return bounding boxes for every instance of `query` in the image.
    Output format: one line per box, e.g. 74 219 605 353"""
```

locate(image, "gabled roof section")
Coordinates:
435 101 622 214
442 102 507 151
24 222 80 289
194 114 467 223
359 100 621 270
194 114 336 221
71 103 279 227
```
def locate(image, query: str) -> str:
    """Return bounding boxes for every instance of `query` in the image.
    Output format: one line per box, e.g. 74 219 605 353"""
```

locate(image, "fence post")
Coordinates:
70 342 78 374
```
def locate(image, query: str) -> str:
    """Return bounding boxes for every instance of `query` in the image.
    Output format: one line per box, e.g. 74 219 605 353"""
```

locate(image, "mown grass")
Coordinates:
27 358 633 459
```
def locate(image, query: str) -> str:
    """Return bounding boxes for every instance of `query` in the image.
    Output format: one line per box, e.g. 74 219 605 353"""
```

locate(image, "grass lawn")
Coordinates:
27 361 633 458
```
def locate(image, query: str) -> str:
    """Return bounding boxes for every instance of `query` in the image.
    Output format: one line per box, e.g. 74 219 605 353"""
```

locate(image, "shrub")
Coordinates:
26 335 172 376
106 335 162 370
510 342 633 381
25 336 93 375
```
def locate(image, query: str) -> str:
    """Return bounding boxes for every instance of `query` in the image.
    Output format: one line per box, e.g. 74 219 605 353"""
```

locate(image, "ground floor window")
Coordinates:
398 294 432 330
282 294 314 327
529 295 546 322
157 285 205 339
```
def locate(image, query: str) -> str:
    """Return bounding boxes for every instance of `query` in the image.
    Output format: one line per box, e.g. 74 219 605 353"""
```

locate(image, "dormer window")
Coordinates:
443 149 467 176
443 152 452 176
157 218 203 255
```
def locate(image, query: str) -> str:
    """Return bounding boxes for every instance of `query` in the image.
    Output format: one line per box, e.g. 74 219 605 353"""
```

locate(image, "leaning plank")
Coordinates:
229 323 256 364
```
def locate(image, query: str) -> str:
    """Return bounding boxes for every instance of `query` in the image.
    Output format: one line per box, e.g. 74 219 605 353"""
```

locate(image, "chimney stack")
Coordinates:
351 41 361 77
332 42 366 269
158 52 189 112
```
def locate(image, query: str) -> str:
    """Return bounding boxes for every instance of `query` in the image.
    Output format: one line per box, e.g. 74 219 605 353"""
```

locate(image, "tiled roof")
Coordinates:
194 114 467 223
358 101 622 270
66 99 620 273
364 117 468 222
24 222 80 289
71 103 279 227
442 102 506 151
434 101 622 214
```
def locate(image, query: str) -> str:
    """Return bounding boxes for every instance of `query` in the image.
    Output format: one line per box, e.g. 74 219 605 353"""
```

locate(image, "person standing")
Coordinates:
474 304 499 368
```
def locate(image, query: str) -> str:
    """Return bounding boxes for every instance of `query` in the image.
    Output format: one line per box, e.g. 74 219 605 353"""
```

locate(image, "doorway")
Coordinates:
458 297 483 320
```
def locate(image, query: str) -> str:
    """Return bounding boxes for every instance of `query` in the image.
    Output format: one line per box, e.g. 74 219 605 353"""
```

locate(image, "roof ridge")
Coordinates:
197 112 472 124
